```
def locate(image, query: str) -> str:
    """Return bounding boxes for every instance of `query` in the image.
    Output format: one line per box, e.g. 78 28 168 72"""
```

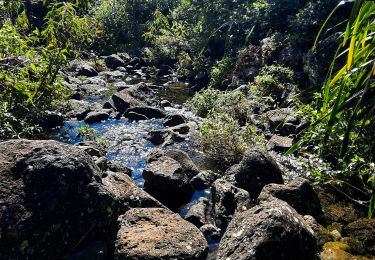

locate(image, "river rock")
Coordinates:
84 111 110 123
217 199 317 260
190 170 222 190
126 111 149 121
200 224 221 241
105 54 126 70
146 149 199 178
115 208 208 260
111 83 155 113
107 161 132 176
226 148 284 198
344 218 375 255
126 106 166 119
258 177 323 219
143 156 194 210
77 64 98 77
143 149 199 210
0 140 119 259
266 108 299 136
163 114 186 127
266 135 294 152
34 110 64 129
102 173 164 212
185 197 209 228
212 178 252 229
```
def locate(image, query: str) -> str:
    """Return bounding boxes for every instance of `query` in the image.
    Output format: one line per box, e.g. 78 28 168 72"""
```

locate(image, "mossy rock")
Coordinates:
344 218 375 256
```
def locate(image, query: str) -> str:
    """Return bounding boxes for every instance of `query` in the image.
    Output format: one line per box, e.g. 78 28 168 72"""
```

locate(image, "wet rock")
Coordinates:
102 173 164 212
68 240 108 260
84 111 110 124
76 144 104 157
143 156 194 210
127 112 149 121
212 178 252 229
126 106 166 119
0 140 119 259
227 148 284 198
113 81 131 91
65 99 101 120
185 197 210 228
107 161 132 176
98 71 124 82
266 135 293 152
34 110 64 129
344 218 375 255
77 64 98 77
200 224 221 241
163 114 186 127
258 177 323 219
111 84 154 113
115 208 208 260
147 123 193 146
217 199 317 260
147 149 199 178
78 83 108 96
95 157 107 171
161 100 172 108
190 170 222 190
105 54 126 70
82 77 107 87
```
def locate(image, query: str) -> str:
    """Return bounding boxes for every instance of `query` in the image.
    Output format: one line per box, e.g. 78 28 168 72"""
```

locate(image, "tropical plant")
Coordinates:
290 0 375 217
197 112 265 163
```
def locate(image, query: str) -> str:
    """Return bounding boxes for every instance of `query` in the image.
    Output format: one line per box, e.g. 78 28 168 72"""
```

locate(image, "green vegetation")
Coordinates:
197 113 265 162
290 0 375 217
0 0 95 139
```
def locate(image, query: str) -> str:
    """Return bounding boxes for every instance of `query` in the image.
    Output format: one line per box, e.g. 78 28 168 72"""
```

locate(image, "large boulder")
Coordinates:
344 218 375 255
227 148 284 198
0 140 119 259
77 64 98 77
115 208 208 260
102 173 164 212
126 106 166 119
111 83 154 113
105 54 126 70
84 111 110 124
217 199 317 260
211 178 252 229
143 149 199 210
258 177 323 219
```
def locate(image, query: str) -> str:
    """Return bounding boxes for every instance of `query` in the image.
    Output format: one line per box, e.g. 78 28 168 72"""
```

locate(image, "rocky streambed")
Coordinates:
1 53 374 260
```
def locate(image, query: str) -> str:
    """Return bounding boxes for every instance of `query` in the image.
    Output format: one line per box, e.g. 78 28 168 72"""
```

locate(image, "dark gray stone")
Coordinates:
217 199 317 260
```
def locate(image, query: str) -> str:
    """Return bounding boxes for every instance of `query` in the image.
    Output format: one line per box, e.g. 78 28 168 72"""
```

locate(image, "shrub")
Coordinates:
250 64 296 103
197 113 265 162
209 56 234 89
186 88 250 123
94 0 177 53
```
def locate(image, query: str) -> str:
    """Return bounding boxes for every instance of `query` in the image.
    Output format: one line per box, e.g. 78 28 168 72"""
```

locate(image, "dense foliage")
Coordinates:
0 0 95 139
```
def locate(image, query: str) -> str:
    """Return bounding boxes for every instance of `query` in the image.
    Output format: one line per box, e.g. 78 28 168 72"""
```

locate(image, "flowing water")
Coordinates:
54 81 221 255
